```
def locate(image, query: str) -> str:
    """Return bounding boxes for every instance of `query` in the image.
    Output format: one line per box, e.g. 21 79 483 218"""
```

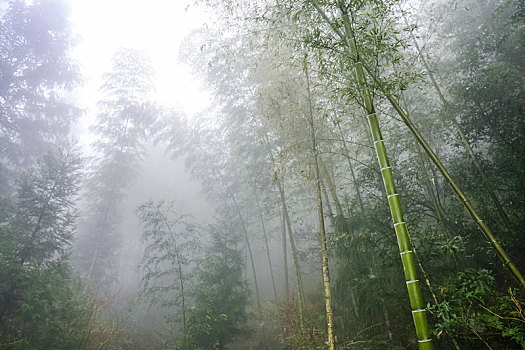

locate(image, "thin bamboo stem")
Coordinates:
336 122 365 213
281 208 289 296
251 179 279 304
319 156 345 218
305 59 335 350
263 134 306 327
402 10 512 232
373 81 525 291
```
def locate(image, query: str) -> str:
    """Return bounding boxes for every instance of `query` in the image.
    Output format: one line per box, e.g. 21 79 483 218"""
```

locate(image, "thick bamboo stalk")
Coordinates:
318 4 525 289
337 5 433 349
310 0 524 298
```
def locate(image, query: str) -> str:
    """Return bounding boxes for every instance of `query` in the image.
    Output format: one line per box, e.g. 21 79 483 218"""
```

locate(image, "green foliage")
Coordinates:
73 48 159 286
136 199 199 342
0 0 81 167
181 227 250 350
429 269 525 349
0 148 94 349
277 293 328 350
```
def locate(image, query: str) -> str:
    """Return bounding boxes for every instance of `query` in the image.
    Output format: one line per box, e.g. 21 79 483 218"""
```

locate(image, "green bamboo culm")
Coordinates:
376 88 525 291
307 0 525 292
337 5 434 350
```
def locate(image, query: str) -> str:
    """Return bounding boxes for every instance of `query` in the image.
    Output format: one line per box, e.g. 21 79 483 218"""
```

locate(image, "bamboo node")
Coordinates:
380 166 391 172
387 193 399 198
412 309 426 314
400 250 413 255
394 221 406 227
418 339 432 343
373 139 384 145
406 279 419 284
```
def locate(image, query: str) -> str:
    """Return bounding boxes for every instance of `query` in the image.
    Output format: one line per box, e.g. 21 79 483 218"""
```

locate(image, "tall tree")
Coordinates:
0 147 88 349
0 0 81 171
181 224 250 350
305 59 335 349
137 200 199 343
74 48 158 287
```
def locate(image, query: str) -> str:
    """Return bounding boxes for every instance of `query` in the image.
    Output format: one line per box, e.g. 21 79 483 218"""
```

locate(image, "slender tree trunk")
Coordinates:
251 179 279 304
415 143 448 233
202 153 266 329
278 179 306 328
223 184 263 320
334 122 364 324
319 156 344 218
159 213 186 331
305 59 336 350
407 232 462 350
336 122 365 213
281 208 289 296
87 198 113 280
402 11 511 232
224 205 266 348
320 176 336 227
368 72 525 291
381 298 394 341
349 287 359 319
263 134 305 327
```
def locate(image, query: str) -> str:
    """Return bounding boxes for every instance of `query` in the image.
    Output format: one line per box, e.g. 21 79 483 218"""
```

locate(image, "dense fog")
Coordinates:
0 0 524 349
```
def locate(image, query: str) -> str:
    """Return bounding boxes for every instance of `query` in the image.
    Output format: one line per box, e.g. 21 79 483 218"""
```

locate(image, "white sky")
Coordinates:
69 0 212 120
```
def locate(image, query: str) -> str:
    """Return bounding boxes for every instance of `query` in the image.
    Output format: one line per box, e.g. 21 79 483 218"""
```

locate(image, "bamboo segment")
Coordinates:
335 5 434 349
370 114 434 350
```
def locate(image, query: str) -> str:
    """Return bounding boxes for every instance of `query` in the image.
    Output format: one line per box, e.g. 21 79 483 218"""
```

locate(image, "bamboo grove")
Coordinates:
0 0 524 349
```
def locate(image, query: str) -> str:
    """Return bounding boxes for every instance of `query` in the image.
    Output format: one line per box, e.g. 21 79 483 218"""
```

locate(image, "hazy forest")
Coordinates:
0 0 524 349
